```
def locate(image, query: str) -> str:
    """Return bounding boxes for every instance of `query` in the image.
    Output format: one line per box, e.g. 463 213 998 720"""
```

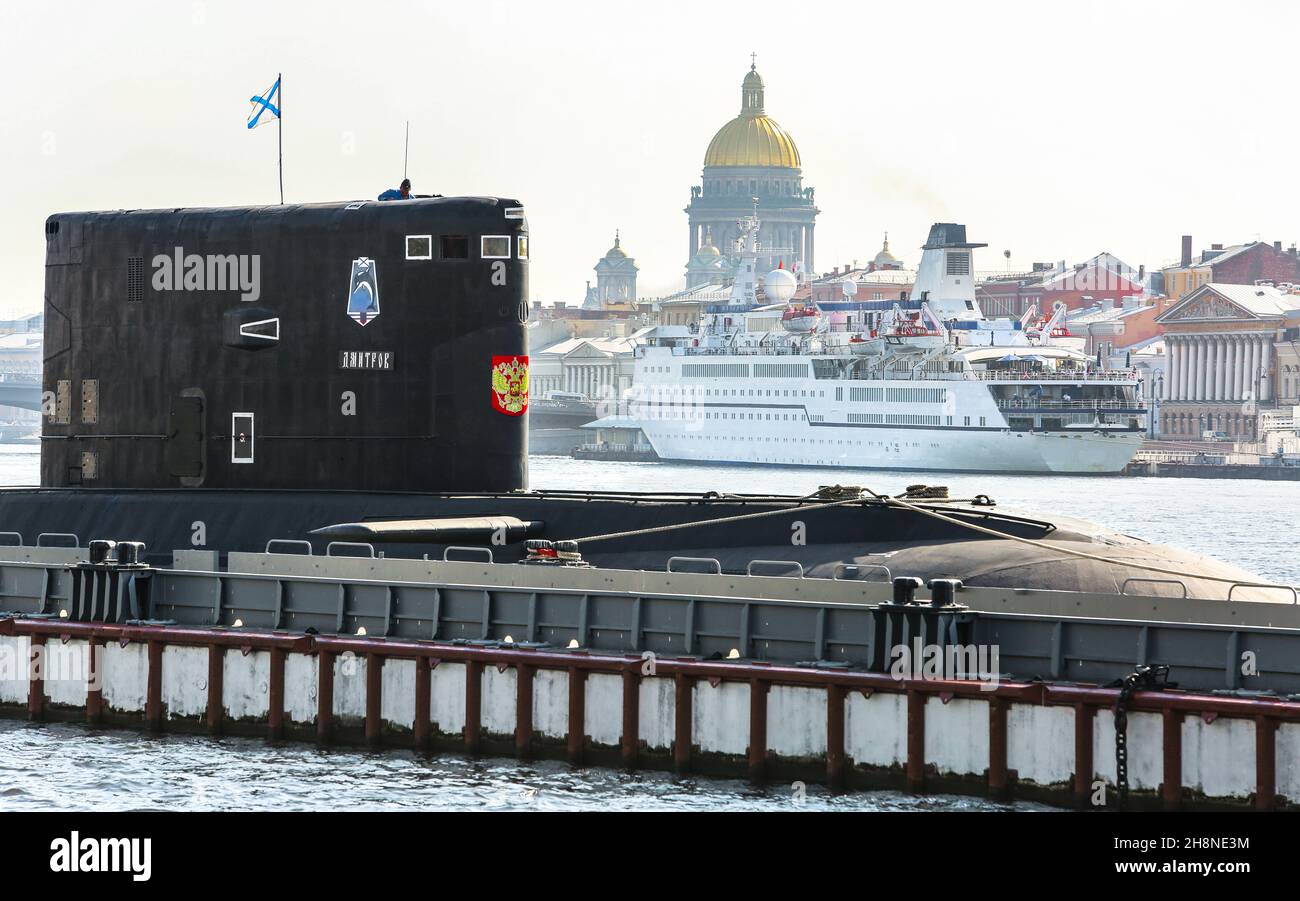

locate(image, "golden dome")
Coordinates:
703 63 801 169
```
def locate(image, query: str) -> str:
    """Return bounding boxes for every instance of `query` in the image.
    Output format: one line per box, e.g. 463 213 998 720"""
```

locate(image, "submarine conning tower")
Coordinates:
41 197 529 492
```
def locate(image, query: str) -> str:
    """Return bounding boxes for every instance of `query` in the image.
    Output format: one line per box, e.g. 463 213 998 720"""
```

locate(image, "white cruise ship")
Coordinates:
630 218 1146 474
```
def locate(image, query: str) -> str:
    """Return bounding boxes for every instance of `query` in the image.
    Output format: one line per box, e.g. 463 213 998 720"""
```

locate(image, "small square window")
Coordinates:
481 235 510 259
440 235 469 260
406 235 432 260
517 235 529 260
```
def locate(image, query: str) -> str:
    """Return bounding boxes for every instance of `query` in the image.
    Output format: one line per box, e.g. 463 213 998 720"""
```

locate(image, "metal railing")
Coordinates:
996 399 1147 411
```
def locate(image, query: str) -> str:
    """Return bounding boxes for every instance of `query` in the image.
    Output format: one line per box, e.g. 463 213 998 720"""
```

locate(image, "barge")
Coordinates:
5 196 1297 811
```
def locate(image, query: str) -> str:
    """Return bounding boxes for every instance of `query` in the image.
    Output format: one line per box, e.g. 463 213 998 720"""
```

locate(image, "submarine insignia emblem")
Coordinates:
490 356 529 416
346 257 380 326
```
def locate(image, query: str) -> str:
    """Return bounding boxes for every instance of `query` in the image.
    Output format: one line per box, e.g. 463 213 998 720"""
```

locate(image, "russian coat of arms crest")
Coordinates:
490 355 529 416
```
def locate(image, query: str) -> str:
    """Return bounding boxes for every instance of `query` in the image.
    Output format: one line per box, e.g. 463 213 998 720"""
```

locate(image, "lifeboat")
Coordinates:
848 331 885 355
781 304 822 334
883 316 945 354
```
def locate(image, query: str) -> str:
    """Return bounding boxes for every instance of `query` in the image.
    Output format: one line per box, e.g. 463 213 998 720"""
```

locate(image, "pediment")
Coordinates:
562 342 613 360
1157 287 1258 324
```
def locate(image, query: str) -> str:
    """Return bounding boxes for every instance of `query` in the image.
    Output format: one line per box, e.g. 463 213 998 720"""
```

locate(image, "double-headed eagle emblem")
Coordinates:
491 356 529 416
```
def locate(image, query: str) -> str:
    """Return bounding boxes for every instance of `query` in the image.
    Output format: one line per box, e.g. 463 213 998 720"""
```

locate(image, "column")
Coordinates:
1201 335 1211 397
1242 338 1253 403
1261 337 1273 401
1225 337 1236 400
1202 337 1212 400
1176 337 1188 400
1215 336 1227 401
1168 338 1179 400
1191 337 1203 400
1248 338 1260 401
1227 335 1237 397
1230 337 1242 400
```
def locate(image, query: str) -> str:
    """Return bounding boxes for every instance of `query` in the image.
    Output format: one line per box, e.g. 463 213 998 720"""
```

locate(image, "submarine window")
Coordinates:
481 235 511 259
406 235 432 260
439 235 469 260
517 235 529 260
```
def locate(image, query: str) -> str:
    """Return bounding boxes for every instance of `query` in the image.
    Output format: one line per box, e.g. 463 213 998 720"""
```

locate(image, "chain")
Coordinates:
1113 664 1174 809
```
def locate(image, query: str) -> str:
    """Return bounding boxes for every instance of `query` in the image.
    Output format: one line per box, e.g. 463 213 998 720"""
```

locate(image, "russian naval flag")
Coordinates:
247 75 281 129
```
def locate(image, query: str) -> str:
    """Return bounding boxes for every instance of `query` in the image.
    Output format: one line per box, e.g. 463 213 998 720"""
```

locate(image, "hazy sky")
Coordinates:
2 0 1298 318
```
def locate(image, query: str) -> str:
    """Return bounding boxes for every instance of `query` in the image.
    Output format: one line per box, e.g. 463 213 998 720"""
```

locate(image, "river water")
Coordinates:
0 446 1294 811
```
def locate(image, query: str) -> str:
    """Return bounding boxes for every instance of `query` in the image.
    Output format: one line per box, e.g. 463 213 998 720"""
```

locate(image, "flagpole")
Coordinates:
403 121 409 180
277 72 284 204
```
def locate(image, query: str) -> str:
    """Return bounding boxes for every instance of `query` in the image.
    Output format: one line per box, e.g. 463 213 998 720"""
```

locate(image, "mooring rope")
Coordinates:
568 490 871 545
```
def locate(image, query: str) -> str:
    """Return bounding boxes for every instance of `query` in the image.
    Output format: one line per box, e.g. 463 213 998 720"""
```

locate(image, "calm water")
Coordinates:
0 446 1292 810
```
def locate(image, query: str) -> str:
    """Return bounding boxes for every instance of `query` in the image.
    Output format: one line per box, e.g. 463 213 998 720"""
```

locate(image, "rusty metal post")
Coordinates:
988 697 1009 801
145 641 163 732
906 689 925 792
826 683 846 792
364 653 383 748
85 636 102 725
206 644 224 736
1255 715 1277 812
748 678 769 783
413 657 431 752
1073 702 1094 809
267 647 285 741
515 663 534 760
567 666 586 765
27 634 45 722
316 650 334 745
621 667 640 770
464 659 482 755
1161 708 1183 811
674 673 693 773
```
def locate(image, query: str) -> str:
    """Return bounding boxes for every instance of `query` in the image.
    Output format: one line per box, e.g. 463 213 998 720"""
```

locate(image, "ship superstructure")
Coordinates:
632 221 1146 473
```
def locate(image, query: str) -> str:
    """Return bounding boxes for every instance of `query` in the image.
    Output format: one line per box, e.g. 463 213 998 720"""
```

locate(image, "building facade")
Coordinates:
529 328 651 402
1155 283 1300 439
684 61 818 283
978 254 1146 319
1161 236 1300 300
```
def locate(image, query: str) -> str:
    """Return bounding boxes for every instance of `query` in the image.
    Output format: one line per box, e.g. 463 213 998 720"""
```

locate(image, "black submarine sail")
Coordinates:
41 197 528 491
0 195 1277 601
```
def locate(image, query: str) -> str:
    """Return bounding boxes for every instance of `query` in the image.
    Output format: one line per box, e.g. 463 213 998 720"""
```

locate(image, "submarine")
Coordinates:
0 196 1280 602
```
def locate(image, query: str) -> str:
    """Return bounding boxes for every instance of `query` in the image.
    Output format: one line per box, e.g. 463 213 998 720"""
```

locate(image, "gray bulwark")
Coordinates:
0 546 1298 694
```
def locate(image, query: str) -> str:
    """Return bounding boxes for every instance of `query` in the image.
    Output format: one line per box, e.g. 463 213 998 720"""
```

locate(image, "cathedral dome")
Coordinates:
703 63 801 169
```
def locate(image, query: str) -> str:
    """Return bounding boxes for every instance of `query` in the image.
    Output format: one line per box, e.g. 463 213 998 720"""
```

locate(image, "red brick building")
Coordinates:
978 253 1145 319
1160 237 1300 300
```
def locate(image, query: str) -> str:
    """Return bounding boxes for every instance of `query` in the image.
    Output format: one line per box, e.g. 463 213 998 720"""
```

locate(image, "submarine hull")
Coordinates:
0 487 1272 601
